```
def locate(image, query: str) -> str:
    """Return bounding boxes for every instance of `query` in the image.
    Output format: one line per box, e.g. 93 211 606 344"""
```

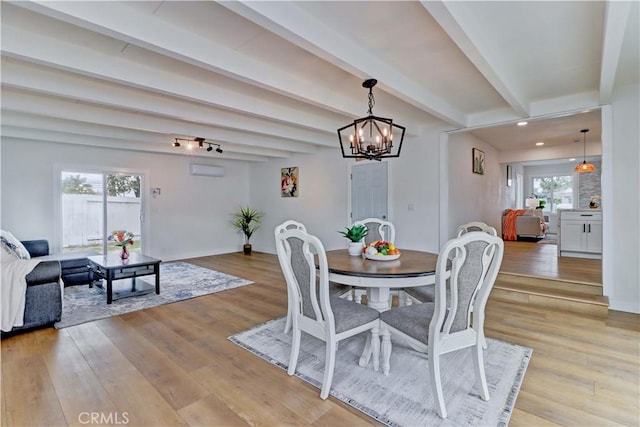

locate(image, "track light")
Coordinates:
172 137 223 154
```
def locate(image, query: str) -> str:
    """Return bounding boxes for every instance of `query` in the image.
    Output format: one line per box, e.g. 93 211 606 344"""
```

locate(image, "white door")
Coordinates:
350 162 388 222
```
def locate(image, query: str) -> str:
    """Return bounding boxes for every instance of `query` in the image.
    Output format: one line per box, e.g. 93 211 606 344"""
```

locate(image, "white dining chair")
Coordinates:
275 227 381 399
353 218 396 246
275 220 351 334
456 221 498 237
404 221 497 304
351 218 400 304
379 231 504 418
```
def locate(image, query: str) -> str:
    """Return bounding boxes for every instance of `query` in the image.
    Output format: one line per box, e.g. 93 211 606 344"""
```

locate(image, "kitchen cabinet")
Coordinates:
558 210 602 259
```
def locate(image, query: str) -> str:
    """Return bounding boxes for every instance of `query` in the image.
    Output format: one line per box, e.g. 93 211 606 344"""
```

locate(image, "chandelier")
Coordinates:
337 79 406 161
574 129 596 173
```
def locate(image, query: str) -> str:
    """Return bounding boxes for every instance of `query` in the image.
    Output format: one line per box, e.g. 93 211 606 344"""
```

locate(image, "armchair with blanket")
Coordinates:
502 209 548 241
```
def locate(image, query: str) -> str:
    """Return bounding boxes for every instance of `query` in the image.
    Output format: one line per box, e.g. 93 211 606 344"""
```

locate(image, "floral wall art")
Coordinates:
281 167 299 197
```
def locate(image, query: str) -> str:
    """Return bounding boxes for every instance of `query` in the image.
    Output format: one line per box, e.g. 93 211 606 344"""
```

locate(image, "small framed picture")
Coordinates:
506 165 512 187
281 167 299 197
472 148 485 175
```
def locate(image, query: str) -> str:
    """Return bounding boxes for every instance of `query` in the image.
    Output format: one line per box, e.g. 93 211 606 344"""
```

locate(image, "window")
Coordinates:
60 170 144 254
531 175 574 213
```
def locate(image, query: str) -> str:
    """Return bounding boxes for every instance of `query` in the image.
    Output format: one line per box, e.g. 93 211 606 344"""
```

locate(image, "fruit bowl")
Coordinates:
364 253 401 261
363 240 401 261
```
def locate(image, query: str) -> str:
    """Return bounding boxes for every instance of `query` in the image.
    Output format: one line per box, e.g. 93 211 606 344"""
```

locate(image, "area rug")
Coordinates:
56 261 253 329
230 317 531 427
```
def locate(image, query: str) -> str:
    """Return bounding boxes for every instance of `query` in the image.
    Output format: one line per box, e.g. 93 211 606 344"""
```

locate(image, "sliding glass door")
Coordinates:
60 171 143 254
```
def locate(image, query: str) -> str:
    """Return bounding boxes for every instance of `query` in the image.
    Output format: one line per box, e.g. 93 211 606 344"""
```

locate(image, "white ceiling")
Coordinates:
1 1 638 162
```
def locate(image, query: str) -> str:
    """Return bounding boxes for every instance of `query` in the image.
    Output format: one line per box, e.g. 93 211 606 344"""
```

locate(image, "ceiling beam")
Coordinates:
0 113 293 159
10 0 368 118
1 24 341 139
1 58 332 149
421 1 529 119
220 1 466 127
1 89 320 155
1 128 269 162
599 0 632 103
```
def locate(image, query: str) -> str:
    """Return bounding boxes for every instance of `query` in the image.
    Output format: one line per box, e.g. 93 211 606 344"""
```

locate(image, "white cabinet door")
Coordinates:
560 221 586 252
586 220 603 253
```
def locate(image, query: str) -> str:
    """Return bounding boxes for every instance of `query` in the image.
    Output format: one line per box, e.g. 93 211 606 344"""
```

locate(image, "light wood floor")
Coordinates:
2 252 637 426
502 240 602 284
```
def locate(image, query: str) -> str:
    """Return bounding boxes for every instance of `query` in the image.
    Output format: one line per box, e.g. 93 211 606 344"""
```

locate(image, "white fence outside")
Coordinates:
62 194 141 247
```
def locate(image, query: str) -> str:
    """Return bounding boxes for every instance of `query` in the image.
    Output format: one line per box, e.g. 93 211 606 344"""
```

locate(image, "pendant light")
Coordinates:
337 79 406 161
575 129 596 173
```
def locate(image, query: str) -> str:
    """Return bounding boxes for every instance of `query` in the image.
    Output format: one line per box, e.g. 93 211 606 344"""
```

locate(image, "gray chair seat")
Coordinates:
403 285 436 303
330 296 379 333
380 302 435 344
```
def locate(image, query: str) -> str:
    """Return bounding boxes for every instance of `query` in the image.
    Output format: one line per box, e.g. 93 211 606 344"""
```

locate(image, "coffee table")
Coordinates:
88 253 161 304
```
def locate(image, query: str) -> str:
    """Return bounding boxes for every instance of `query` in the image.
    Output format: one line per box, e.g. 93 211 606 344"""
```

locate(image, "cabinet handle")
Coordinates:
583 224 586 233
588 224 591 233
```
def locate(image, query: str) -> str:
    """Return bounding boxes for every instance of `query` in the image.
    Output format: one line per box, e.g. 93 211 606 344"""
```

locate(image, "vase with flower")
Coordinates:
109 230 135 259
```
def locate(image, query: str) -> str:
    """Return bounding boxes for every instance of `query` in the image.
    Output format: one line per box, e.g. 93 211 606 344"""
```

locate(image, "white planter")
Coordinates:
348 241 364 256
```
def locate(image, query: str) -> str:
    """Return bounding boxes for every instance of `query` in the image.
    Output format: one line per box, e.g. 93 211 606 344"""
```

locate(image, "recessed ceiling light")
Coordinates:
517 121 528 126
536 141 544 146
569 158 576 161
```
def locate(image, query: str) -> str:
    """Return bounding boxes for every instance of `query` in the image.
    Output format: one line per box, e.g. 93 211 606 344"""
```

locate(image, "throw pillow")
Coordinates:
0 242 19 263
0 230 31 260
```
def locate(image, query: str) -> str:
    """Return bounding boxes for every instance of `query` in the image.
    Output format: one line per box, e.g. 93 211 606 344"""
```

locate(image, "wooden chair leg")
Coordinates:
288 328 301 375
429 349 447 418
320 338 337 400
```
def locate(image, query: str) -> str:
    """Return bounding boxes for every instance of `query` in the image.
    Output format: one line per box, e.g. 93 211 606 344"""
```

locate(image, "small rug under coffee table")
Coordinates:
56 261 253 329
230 317 531 427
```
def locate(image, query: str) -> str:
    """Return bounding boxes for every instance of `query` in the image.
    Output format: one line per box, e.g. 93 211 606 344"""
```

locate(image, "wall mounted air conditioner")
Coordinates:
190 163 225 177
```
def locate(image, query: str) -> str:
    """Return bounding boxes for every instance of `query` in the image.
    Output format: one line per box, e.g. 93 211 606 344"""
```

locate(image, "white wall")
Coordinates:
249 129 447 254
2 94 637 314
608 81 640 313
446 132 503 238
0 139 251 261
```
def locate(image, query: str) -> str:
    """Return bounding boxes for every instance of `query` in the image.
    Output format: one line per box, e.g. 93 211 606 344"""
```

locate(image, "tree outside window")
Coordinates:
532 175 573 213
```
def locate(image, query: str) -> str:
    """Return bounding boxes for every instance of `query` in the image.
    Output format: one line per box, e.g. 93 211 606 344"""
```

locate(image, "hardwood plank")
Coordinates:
1 250 637 427
2 354 68 426
177 393 250 427
95 315 209 412
35 328 122 425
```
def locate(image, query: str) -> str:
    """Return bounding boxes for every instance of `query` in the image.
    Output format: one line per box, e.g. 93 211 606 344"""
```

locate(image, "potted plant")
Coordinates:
232 206 264 255
339 225 368 256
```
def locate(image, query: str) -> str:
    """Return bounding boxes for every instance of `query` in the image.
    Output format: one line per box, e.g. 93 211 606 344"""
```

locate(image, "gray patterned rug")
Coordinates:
230 317 531 427
56 261 253 329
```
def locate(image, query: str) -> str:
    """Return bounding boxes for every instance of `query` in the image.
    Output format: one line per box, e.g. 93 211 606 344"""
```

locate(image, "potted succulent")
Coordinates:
232 206 264 255
339 224 368 256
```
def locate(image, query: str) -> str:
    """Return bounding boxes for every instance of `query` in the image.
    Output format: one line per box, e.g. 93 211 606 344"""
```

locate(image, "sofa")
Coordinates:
1 234 98 333
13 260 63 332
502 209 548 240
22 240 98 287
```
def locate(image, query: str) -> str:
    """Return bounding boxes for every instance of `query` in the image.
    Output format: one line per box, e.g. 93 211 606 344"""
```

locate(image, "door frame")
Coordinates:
53 163 149 254
347 160 393 226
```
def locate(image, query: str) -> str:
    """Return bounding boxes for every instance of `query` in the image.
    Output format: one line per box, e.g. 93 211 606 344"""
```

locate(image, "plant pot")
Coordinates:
243 244 252 255
348 241 364 256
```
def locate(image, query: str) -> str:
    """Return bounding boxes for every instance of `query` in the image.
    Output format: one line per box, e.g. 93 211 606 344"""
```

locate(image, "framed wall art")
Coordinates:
472 148 485 175
281 167 299 197
506 164 513 187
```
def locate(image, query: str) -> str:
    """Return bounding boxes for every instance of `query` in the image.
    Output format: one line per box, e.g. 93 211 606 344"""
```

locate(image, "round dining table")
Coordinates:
323 248 441 369
324 248 440 311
